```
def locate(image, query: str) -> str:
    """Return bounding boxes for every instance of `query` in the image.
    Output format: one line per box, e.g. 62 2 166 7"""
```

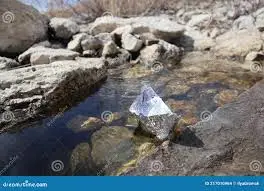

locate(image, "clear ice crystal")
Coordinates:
129 86 173 117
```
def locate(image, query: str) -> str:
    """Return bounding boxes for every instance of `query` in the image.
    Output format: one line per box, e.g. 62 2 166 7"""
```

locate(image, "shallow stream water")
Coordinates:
0 55 262 175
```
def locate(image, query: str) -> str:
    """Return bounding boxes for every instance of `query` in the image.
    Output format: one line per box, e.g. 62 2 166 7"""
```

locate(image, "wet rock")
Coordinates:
213 90 239 106
122 80 264 175
91 126 135 174
0 0 48 56
129 86 179 141
126 115 139 128
102 41 120 57
81 117 103 130
0 58 107 132
121 33 143 52
49 18 80 40
67 33 89 52
70 143 95 175
213 29 262 58
0 57 20 71
233 15 255 30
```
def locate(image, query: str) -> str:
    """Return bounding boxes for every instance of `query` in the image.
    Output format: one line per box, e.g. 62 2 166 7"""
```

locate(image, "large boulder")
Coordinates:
0 0 48 57
213 29 263 58
0 58 107 132
122 80 264 175
18 47 79 65
49 18 80 40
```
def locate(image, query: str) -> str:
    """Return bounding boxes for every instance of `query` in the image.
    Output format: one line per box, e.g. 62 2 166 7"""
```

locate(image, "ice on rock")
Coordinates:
129 86 173 117
129 86 179 141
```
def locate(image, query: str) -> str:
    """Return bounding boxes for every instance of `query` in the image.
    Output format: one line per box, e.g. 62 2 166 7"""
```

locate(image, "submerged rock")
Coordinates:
129 86 179 141
70 143 95 175
91 126 135 175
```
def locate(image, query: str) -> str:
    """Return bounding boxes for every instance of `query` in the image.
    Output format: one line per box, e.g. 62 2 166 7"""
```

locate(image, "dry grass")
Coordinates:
45 0 264 19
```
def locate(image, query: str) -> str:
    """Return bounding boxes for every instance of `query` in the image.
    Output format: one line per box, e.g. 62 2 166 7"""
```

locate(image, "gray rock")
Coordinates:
95 33 113 45
81 36 102 51
19 47 79 65
122 80 264 175
111 25 134 38
140 41 181 67
67 33 89 52
104 49 131 68
121 33 143 52
0 57 20 71
180 28 215 51
102 41 119 57
49 18 80 40
255 12 264 32
213 29 262 58
233 15 255 30
0 0 48 56
0 58 107 132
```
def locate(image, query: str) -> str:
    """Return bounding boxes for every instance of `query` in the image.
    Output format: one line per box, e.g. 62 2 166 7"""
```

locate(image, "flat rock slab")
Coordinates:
18 47 80 65
90 16 185 41
0 58 107 132
121 80 264 175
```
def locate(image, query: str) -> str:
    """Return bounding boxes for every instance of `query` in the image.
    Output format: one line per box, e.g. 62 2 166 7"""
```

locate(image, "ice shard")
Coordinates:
129 86 179 141
129 86 173 117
